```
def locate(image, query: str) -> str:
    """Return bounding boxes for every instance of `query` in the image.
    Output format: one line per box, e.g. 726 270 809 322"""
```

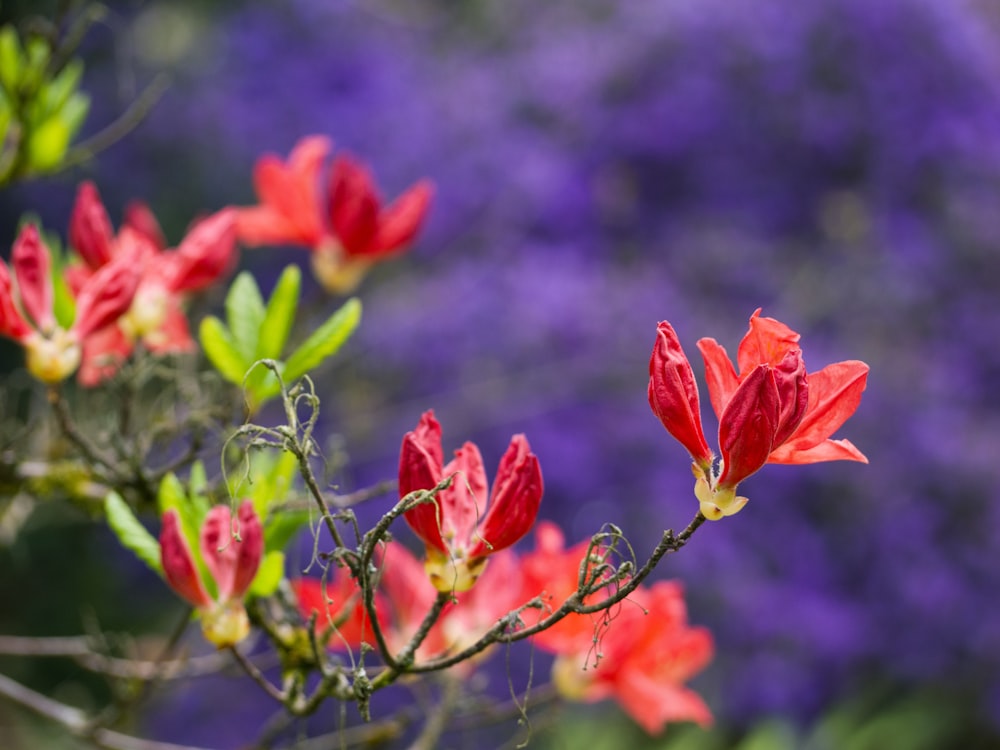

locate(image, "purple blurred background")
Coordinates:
5 0 1000 746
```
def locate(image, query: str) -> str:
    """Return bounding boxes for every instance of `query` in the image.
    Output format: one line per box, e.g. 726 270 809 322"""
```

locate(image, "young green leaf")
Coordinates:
255 264 301 361
248 551 285 598
225 271 266 362
105 492 162 575
282 297 362 382
200 315 249 384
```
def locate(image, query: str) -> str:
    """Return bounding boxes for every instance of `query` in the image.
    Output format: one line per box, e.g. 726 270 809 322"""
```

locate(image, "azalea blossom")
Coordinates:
398 410 543 592
160 501 262 648
649 310 867 519
236 135 433 293
546 581 714 734
518 521 616 653
520 524 713 734
67 181 237 385
0 224 139 383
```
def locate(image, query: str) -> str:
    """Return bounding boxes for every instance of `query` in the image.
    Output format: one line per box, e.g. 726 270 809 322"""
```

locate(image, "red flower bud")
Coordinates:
648 321 713 468
199 501 263 602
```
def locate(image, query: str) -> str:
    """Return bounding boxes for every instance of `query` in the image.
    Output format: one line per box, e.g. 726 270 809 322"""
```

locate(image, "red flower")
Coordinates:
159 500 263 648
67 182 237 385
291 571 385 652
697 309 869 465
398 410 543 592
0 224 140 383
519 521 616 653
236 136 433 293
649 310 867 519
547 579 714 735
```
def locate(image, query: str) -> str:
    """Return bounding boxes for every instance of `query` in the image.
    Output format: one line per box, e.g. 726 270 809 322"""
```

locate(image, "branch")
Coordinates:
0 671 213 750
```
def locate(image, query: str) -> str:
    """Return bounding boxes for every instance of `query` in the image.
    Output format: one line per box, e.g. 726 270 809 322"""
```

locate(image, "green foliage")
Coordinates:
104 492 162 575
228 447 309 554
200 265 362 411
0 23 91 182
249 550 285 597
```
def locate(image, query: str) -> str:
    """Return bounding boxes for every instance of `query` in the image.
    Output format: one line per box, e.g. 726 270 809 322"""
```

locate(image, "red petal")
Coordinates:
770 348 809 448
199 503 261 601
469 434 543 558
0 261 33 341
164 208 237 293
160 510 212 608
123 200 167 251
649 322 713 465
441 441 489 551
370 179 434 257
696 337 741 420
736 308 801 375
248 137 329 247
11 225 55 332
69 182 115 269
400 412 447 553
229 501 263 599
717 365 779 488
768 360 869 464
328 154 379 255
71 258 141 339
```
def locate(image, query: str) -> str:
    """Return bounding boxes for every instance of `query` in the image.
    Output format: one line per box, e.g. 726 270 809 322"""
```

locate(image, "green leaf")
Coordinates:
26 116 70 172
282 297 362 382
225 271 266 362
157 472 201 554
43 59 84 117
248 551 285 598
199 315 249 384
255 264 301 360
263 509 311 553
0 26 23 94
105 492 162 574
59 92 89 139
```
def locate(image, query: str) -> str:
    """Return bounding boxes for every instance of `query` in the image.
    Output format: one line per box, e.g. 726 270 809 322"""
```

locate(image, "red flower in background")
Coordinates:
67 182 237 385
160 500 262 648
520 523 713 734
398 410 543 592
291 569 385 652
0 224 139 383
236 135 433 293
649 310 867 519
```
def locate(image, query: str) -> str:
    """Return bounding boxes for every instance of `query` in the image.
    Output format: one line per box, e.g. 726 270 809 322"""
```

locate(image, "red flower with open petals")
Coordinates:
0 224 139 383
547 580 714 735
398 410 543 592
236 136 433 293
649 310 867 519
697 308 869 465
67 182 237 385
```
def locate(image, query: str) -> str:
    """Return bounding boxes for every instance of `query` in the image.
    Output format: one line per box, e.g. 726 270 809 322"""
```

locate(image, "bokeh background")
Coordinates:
4 0 1000 747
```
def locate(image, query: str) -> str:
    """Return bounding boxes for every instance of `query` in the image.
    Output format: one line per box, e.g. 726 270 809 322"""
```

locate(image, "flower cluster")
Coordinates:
291 521 715 735
649 309 868 519
236 135 434 294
